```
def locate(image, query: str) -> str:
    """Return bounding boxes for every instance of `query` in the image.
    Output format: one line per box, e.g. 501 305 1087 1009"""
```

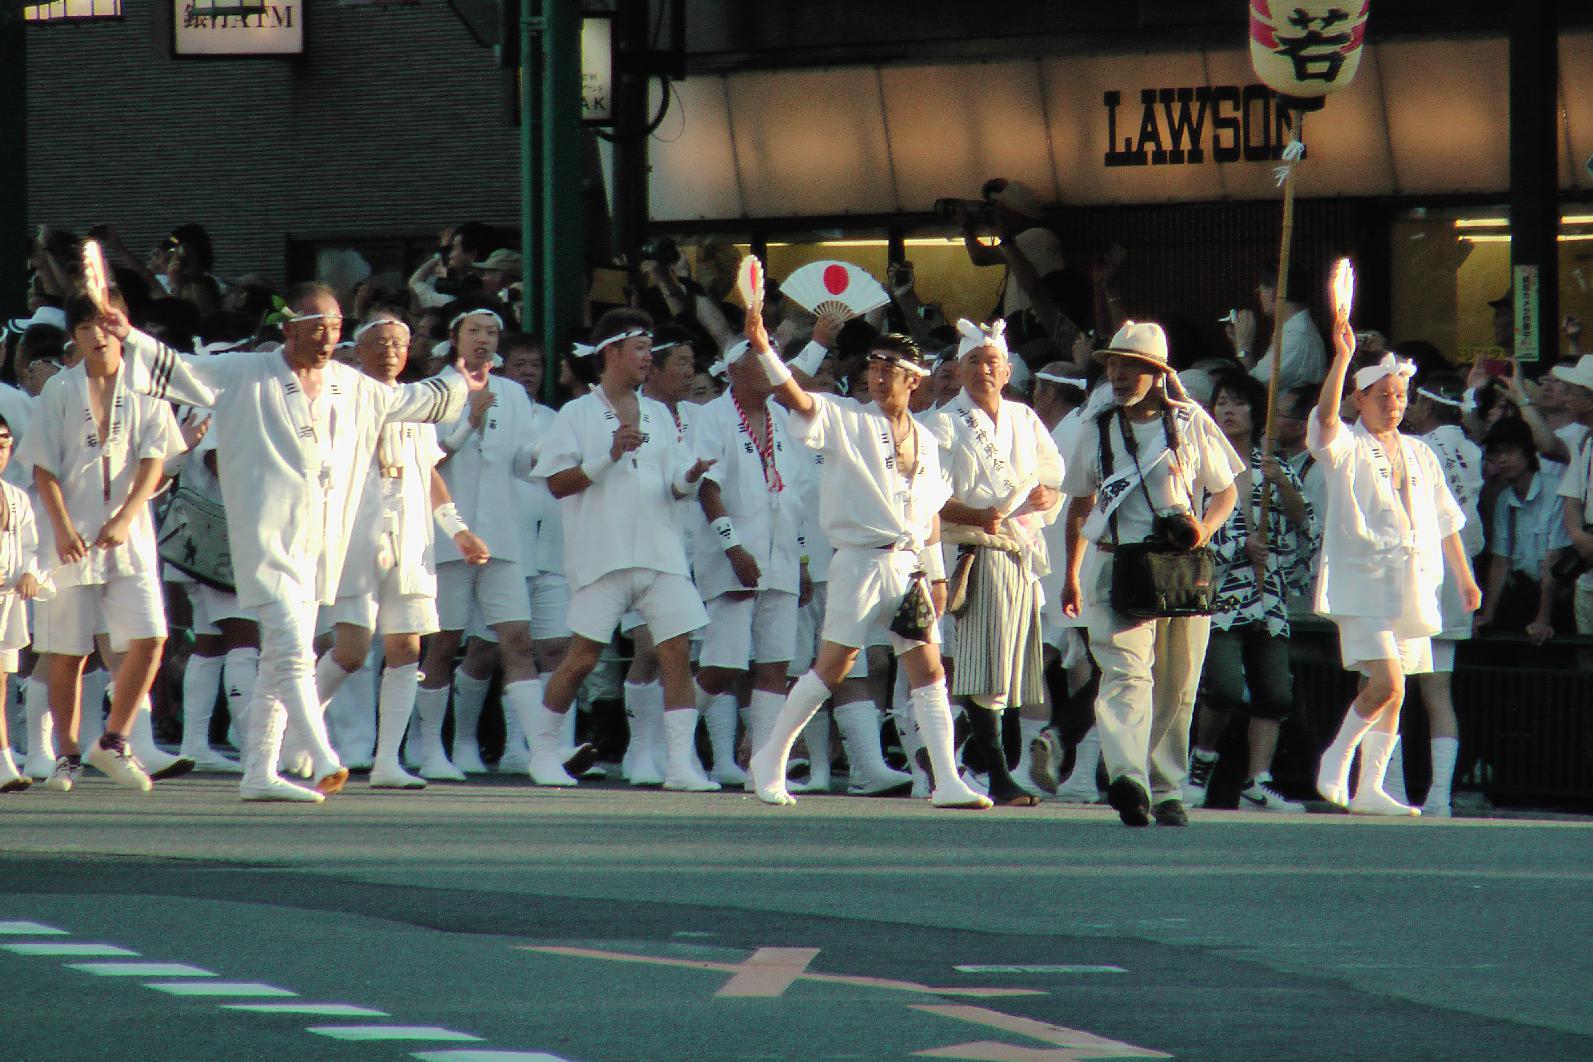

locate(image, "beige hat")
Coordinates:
1094 321 1172 373
1550 353 1593 392
477 249 523 276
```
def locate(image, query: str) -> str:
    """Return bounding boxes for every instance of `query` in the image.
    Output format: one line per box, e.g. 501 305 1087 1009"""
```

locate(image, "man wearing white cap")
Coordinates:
1553 354 1593 637
739 300 991 810
415 305 546 781
312 312 491 789
532 308 717 790
1059 321 1243 827
1309 321 1480 816
109 282 467 802
928 319 1063 806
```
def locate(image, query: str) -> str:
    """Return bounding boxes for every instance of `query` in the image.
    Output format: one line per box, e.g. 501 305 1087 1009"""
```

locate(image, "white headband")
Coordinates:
449 308 504 332
192 337 250 356
353 317 411 343
709 338 752 378
572 328 650 359
1416 386 1464 409
866 349 931 378
1354 353 1417 392
1036 370 1088 389
284 312 341 324
955 318 1008 360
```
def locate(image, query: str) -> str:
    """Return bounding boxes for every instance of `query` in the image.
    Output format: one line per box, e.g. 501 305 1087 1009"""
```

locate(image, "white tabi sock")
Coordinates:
223 647 259 757
705 692 746 784
1317 707 1377 807
23 676 54 775
747 673 830 805
327 654 377 769
1425 736 1459 813
370 664 425 788
834 700 912 795
662 706 719 791
509 679 576 786
179 653 225 757
127 694 190 777
1348 731 1418 816
911 678 992 808
314 652 356 707
624 680 665 785
747 687 788 761
792 707 832 792
449 670 493 772
412 684 462 780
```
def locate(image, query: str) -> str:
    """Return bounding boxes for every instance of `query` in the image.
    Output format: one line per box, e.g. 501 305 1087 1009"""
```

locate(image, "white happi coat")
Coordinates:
15 360 183 589
1307 416 1466 633
338 420 447 601
690 389 806 599
1422 423 1485 558
0 481 40 653
433 367 541 566
0 384 34 493
512 400 560 575
927 391 1064 579
532 390 699 592
1039 406 1087 625
790 394 952 553
120 330 465 610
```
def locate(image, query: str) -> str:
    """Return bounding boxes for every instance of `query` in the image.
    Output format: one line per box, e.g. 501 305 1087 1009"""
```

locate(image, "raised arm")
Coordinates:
1313 315 1356 451
744 301 816 420
104 307 224 409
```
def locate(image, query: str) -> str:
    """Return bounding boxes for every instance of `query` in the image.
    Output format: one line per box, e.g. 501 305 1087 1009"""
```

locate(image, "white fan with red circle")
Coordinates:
781 260 890 321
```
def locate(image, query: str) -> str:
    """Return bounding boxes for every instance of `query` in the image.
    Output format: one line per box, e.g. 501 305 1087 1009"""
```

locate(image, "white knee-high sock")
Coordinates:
375 664 420 768
798 707 832 789
180 654 225 756
413 686 449 761
24 676 53 766
748 688 789 759
909 678 962 792
450 670 493 752
751 672 830 780
223 647 259 750
703 689 743 780
315 653 356 707
1317 706 1377 805
1426 736 1459 810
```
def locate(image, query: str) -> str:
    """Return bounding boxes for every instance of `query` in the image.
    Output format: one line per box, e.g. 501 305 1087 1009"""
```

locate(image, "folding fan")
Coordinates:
780 261 889 320
736 254 765 316
82 239 111 314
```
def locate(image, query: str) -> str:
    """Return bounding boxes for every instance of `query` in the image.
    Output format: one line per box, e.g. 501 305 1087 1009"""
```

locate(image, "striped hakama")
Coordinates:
949 543 1046 706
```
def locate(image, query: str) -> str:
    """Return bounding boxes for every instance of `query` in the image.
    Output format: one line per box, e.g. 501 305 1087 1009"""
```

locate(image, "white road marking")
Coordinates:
411 1053 575 1062
68 962 217 977
953 965 1129 975
307 1026 484 1042
147 981 297 997
224 1003 391 1017
0 921 68 935
2 943 139 957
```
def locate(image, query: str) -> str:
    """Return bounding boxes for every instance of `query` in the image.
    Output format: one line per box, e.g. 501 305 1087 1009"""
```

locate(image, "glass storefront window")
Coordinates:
1392 207 1593 366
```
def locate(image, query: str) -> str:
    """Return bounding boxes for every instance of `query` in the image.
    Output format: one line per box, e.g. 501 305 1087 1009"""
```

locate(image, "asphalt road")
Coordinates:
1 772 1590 1062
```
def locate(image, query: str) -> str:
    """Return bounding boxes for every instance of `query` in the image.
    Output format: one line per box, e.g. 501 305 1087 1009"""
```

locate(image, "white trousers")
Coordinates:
243 596 340 784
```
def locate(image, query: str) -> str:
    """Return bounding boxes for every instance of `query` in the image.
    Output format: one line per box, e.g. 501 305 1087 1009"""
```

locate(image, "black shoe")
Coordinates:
1107 777 1150 827
1152 799 1189 827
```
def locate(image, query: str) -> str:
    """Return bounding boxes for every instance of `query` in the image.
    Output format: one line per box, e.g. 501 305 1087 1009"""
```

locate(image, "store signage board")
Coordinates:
582 14 614 126
174 1 304 57
1514 264 1540 362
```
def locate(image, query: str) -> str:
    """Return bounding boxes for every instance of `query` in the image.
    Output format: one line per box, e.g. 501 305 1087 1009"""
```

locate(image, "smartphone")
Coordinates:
1484 358 1512 378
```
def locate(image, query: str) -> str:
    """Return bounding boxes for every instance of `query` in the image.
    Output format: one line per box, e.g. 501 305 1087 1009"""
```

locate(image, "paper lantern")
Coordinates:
1249 1 1370 109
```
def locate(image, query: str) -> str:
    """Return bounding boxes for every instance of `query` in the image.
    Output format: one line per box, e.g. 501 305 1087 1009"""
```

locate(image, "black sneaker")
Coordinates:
1106 777 1150 827
1152 799 1189 827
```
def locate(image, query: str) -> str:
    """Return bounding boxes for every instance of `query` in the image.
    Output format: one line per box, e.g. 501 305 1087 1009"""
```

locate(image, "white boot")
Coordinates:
449 670 493 774
223 647 258 761
413 685 465 781
1054 726 1104 803
911 680 992 809
0 748 30 792
746 688 785 768
518 691 578 787
239 699 323 803
1423 736 1459 817
499 691 531 773
624 681 664 786
835 701 912 796
23 677 55 780
127 696 194 780
889 699 931 799
1348 732 1420 816
662 708 720 791
179 653 237 770
370 664 426 790
748 673 830 806
703 688 747 786
1317 706 1377 807
789 708 832 794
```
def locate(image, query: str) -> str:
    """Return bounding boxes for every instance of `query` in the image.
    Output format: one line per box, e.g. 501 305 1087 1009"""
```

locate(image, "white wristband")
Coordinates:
441 418 474 452
711 516 742 551
434 502 469 539
581 454 616 483
674 471 703 497
788 340 827 378
753 341 793 388
920 544 946 582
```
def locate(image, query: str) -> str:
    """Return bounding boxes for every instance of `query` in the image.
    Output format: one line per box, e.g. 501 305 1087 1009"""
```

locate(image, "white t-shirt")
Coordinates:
1250 309 1327 393
1556 427 1593 591
1059 401 1241 546
789 394 951 553
533 389 697 591
16 360 183 588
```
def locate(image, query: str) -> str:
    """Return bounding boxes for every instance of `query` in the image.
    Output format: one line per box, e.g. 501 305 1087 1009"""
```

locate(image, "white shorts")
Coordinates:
619 609 646 634
567 567 708 645
529 573 571 641
35 574 166 656
190 583 251 637
330 572 440 636
1336 617 1433 676
700 590 798 671
821 548 938 657
436 558 532 632
1430 639 1456 674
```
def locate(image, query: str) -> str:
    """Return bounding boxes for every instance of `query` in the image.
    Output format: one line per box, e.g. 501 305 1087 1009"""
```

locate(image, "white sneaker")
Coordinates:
1184 751 1217 808
84 743 153 793
1239 776 1305 813
240 777 325 803
369 762 427 790
44 757 81 792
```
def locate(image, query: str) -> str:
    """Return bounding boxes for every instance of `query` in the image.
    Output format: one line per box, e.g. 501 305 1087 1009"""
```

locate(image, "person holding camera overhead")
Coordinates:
1059 322 1242 827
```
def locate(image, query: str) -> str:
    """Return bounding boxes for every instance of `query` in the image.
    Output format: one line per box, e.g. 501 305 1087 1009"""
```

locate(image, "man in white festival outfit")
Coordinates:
109 283 466 802
741 301 992 811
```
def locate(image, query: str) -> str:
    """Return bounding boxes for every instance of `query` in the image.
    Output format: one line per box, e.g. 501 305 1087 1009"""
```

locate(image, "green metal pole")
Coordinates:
0 7 27 324
519 0 538 345
541 0 584 383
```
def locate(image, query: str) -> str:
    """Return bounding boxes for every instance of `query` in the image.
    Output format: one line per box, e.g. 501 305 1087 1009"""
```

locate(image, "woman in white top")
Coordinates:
1309 318 1480 816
